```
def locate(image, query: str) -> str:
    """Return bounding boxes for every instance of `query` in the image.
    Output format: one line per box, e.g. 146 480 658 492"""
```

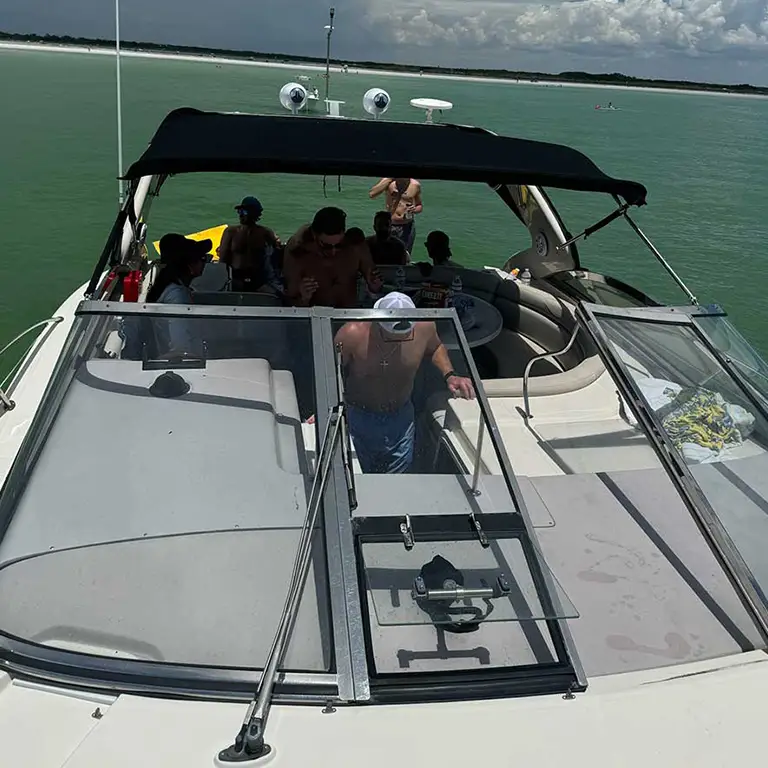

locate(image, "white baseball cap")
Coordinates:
375 291 416 336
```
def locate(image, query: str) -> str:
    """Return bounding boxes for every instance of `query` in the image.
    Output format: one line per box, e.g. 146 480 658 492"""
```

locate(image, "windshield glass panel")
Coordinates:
331 315 577 676
552 272 653 308
596 314 768 604
329 301 765 681
598 317 768 465
0 310 333 672
695 315 768 407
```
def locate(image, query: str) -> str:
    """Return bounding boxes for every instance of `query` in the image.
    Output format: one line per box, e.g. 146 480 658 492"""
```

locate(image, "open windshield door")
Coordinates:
577 301 768 641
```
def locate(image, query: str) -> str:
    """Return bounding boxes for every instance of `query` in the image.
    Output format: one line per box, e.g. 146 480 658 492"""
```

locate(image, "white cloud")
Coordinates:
5 0 768 82
362 0 768 57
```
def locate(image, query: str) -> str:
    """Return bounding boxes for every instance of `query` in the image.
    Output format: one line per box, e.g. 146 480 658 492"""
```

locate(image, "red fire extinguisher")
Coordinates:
123 270 142 302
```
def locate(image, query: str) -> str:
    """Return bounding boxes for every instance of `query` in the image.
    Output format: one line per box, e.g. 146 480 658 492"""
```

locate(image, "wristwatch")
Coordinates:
443 370 457 383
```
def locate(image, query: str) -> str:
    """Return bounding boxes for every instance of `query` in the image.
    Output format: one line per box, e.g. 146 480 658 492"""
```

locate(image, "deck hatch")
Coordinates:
356 513 578 630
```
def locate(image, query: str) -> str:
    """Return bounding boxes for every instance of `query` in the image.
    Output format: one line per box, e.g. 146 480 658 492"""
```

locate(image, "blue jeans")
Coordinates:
347 401 415 474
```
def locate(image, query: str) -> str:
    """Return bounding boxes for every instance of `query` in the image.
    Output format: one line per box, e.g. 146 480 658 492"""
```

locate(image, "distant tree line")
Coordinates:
2 31 767 96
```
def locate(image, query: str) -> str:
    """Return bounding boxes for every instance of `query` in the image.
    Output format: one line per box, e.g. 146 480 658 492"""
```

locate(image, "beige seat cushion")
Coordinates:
482 355 606 398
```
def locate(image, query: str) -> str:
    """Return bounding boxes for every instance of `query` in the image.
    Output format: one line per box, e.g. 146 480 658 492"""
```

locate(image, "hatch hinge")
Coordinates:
469 512 489 547
400 515 414 550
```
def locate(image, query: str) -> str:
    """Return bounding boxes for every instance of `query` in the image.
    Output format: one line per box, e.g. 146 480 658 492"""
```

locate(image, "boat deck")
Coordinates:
0 348 762 679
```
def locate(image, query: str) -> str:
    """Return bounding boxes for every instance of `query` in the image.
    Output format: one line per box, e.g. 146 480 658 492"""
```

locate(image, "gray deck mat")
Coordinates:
353 474 554 528
531 469 761 676
0 529 332 671
691 454 768 596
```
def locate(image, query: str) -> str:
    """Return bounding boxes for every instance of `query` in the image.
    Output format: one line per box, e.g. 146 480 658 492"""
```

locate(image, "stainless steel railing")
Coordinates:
0 317 65 413
522 324 580 420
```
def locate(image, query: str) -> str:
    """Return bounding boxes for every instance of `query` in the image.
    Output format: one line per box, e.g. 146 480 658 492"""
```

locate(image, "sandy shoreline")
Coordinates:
2 40 765 100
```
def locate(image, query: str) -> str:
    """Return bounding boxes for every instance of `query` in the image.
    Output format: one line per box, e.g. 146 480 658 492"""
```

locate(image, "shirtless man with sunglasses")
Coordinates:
283 206 382 307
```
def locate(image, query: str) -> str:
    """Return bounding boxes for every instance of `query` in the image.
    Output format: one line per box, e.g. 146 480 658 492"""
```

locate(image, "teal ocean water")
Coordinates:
1 47 767 353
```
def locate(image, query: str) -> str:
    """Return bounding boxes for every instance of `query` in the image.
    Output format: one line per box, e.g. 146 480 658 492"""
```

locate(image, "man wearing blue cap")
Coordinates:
335 291 474 474
219 196 282 293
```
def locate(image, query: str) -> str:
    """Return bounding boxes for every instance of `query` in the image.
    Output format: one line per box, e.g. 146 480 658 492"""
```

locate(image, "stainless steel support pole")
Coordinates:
622 210 698 305
470 418 485 496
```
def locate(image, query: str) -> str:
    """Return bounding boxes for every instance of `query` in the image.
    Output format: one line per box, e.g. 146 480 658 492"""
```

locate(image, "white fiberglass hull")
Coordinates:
0 282 765 767
0 651 765 767
0 284 83 485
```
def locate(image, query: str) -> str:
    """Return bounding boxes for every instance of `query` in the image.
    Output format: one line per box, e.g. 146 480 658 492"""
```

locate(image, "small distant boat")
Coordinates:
595 102 618 111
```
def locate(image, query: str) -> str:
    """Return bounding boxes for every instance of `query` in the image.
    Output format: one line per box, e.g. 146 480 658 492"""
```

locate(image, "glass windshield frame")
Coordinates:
694 313 768 410
0 300 585 703
577 300 768 645
313 306 586 701
0 301 339 701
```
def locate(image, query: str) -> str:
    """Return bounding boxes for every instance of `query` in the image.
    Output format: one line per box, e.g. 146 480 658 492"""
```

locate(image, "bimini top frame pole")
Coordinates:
556 196 698 306
618 202 698 306
115 0 125 207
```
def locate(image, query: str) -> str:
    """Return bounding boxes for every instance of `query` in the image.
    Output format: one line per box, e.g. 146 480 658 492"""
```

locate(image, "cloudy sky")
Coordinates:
3 0 768 84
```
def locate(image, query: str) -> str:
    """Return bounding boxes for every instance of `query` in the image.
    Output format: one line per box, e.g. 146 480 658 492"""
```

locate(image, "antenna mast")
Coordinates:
324 7 335 104
115 0 125 206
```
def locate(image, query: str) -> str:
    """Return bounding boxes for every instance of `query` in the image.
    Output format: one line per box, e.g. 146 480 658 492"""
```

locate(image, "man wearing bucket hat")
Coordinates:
219 196 282 293
334 291 474 474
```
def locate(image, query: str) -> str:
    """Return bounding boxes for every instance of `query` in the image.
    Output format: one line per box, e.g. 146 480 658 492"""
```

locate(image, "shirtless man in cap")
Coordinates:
335 292 473 474
368 178 422 254
219 196 282 293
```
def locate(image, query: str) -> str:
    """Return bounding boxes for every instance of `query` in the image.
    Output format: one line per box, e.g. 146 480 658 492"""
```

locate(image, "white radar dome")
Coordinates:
279 82 308 114
363 88 391 119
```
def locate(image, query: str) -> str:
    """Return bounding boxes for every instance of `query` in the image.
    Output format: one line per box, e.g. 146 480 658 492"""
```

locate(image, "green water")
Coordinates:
1 48 767 353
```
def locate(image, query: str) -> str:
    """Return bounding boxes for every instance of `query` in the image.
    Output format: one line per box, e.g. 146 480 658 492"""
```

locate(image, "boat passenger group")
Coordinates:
122 177 475 475
151 177 461 308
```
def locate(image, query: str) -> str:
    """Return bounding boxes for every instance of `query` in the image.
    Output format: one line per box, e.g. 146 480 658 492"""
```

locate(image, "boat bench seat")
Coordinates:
481 354 605 398
491 282 595 370
481 328 559 379
430 367 659 477
377 266 594 372
0 357 311 567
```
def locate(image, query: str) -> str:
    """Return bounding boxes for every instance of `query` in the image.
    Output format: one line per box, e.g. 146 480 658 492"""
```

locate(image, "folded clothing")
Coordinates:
634 376 755 464
662 388 741 453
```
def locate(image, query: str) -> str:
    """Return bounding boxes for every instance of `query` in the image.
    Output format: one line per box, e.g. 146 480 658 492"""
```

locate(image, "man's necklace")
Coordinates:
379 344 398 370
377 332 414 369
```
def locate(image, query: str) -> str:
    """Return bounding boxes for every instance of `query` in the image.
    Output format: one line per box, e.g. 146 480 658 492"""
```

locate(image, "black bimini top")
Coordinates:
124 107 647 205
